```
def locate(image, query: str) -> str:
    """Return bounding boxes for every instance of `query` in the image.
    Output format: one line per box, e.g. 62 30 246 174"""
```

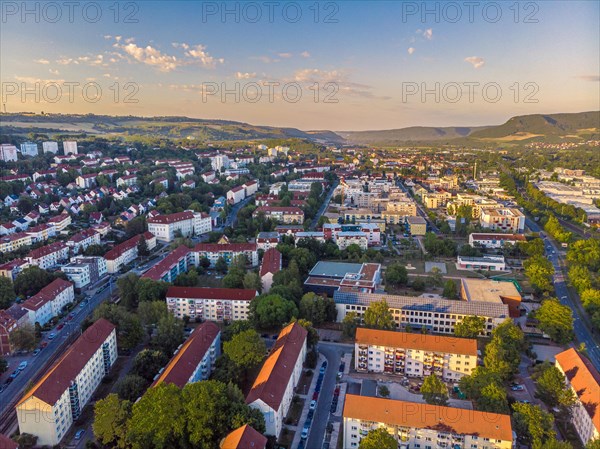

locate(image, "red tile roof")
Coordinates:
152 322 220 388
68 228 99 243
246 322 307 411
260 248 281 277
27 241 67 260
22 278 73 312
17 319 115 407
254 206 304 214
0 434 18 449
142 245 191 280
166 286 257 301
555 348 600 433
220 425 267 449
147 211 194 224
104 232 154 261
194 242 257 253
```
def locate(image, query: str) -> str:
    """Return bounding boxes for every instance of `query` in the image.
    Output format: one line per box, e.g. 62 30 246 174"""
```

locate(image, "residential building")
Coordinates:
256 231 279 250
21 279 74 326
25 223 56 243
323 223 381 247
142 245 192 283
152 322 221 388
211 154 230 171
260 248 282 293
243 180 259 196
0 310 18 355
220 425 267 449
116 174 137 187
355 328 477 381
61 256 106 289
66 229 101 254
460 278 522 318
16 319 117 446
555 348 600 446
26 241 69 269
63 141 78 155
76 174 97 189
0 259 29 281
148 211 204 242
0 233 32 254
227 186 246 205
406 216 427 235
334 291 509 336
47 213 72 232
479 208 525 233
457 255 506 271
165 286 257 321
343 395 513 449
469 233 526 249
42 141 59 154
194 240 259 267
0 144 18 162
246 322 308 437
104 232 156 273
304 261 382 296
20 142 39 157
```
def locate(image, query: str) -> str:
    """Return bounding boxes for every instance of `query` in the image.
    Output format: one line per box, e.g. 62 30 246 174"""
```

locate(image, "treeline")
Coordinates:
567 239 600 331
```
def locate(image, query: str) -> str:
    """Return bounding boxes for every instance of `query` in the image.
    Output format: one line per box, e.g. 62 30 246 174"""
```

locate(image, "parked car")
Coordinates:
75 429 85 439
40 341 48 348
511 385 524 391
9 370 19 379
301 426 309 440
33 349 41 356
57 323 64 331
310 400 317 410
18 361 28 371
48 333 56 340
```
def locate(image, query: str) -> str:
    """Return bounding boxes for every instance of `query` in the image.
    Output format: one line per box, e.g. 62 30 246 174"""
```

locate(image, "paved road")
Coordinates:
222 195 254 230
310 181 338 230
525 218 600 370
396 180 441 234
305 342 352 449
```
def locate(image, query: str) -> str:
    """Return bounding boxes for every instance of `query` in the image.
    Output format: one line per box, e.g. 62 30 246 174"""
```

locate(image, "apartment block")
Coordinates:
104 232 156 273
166 286 257 322
460 278 521 318
334 291 509 336
75 174 97 189
25 241 69 269
0 310 18 355
253 206 305 224
355 328 477 381
343 395 512 449
0 233 32 254
25 223 56 243
468 233 526 249
61 257 106 289
246 322 308 437
63 141 78 155
406 216 427 235
42 141 59 154
0 259 29 281
148 211 212 242
227 186 246 204
479 208 525 233
66 229 101 254
47 213 72 232
194 241 259 267
555 349 600 446
21 279 74 326
20 142 39 157
16 319 117 446
0 144 18 162
152 321 221 388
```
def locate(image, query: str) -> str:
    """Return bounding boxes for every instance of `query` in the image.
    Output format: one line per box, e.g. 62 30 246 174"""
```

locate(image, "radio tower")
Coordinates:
473 162 477 180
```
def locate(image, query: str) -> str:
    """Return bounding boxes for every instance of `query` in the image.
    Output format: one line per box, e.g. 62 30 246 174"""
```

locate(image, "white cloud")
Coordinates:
301 51 311 58
184 44 224 68
292 68 390 100
49 69 60 75
235 72 257 79
407 47 415 55
423 29 433 40
35 58 50 64
119 42 180 72
464 56 485 69
278 52 293 58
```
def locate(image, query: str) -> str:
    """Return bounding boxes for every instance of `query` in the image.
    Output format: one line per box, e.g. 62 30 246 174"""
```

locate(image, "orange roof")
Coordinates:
355 328 477 356
246 322 307 410
343 395 513 442
220 425 267 449
555 348 600 432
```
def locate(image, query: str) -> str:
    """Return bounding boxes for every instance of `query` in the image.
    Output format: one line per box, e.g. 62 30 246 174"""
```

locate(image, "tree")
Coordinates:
115 374 148 401
442 280 458 299
477 382 509 414
363 300 395 330
454 316 485 338
378 385 390 398
117 273 139 311
152 314 184 356
93 303 144 351
215 256 228 274
421 374 448 406
13 433 38 449
358 428 396 449
84 244 106 256
126 216 147 238
137 235 150 257
13 266 54 298
93 394 131 449
512 402 556 449
137 301 169 330
0 357 7 374
534 364 576 408
534 298 574 344
224 329 266 371
587 440 600 449
299 292 336 325
0 277 16 309
132 349 168 382
211 354 242 387
249 294 298 330
221 320 253 342
9 324 36 351
292 318 319 347
137 279 169 304
483 320 524 380
342 312 359 338
524 254 555 294
385 263 408 286
242 272 262 293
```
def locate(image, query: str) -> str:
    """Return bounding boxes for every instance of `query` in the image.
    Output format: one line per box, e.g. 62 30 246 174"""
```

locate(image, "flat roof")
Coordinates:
461 278 521 303
309 261 363 279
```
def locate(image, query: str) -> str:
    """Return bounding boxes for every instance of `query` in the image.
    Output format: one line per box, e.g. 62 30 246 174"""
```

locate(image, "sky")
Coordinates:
1 1 599 130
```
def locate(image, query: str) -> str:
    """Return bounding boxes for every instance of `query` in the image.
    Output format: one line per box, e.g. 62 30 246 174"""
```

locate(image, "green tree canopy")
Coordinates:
223 329 266 371
249 294 298 330
93 394 131 449
421 374 448 406
512 402 556 449
358 428 396 449
534 298 574 345
364 300 395 330
454 316 485 338
533 363 576 408
385 263 408 286
0 277 16 309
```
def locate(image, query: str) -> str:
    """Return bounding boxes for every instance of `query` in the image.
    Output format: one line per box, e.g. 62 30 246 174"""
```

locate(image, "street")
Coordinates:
310 180 338 230
525 218 600 370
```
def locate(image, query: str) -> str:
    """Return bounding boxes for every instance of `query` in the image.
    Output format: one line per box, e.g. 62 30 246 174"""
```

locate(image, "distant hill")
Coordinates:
340 111 600 145
0 113 346 144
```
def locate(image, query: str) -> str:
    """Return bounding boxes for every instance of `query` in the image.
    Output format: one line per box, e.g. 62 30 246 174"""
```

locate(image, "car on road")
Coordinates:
307 409 314 420
301 425 309 440
518 400 530 404
33 349 41 356
48 333 56 340
309 400 316 410
57 323 64 330
18 361 28 371
511 385 524 391
312 391 319 400
75 429 85 439
9 370 19 379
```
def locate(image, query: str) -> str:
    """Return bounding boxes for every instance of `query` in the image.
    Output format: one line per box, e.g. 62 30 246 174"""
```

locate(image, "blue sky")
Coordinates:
1 1 598 130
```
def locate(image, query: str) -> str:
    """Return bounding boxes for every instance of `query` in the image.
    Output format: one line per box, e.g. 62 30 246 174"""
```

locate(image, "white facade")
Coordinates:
63 141 78 155
166 288 257 321
457 255 506 271
26 242 69 269
227 186 246 204
42 141 59 154
211 154 230 171
480 208 525 233
60 264 91 289
21 280 75 326
148 211 212 243
0 144 18 162
20 142 39 157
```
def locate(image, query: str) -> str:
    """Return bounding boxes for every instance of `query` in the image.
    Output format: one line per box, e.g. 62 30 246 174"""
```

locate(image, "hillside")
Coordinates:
338 126 490 144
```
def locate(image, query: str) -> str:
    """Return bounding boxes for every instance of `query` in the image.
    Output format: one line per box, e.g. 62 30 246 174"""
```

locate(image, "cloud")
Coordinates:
14 75 65 84
49 69 60 75
118 42 180 71
407 47 415 55
35 59 50 64
301 51 311 58
277 52 293 58
576 75 600 82
423 28 433 40
184 44 224 68
235 72 257 79
464 56 485 69
292 68 390 100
